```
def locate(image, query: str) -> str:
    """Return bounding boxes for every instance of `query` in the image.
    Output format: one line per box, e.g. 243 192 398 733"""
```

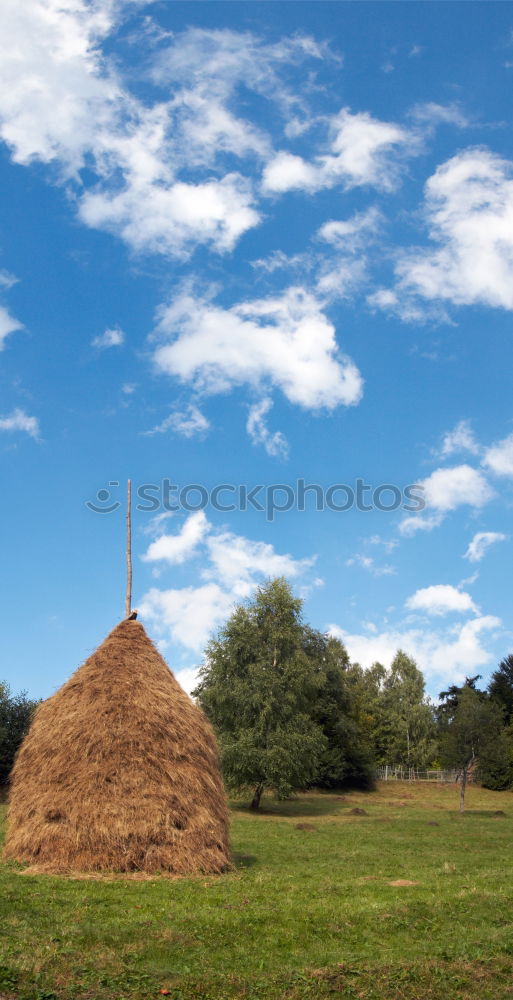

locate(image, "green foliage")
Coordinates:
488 654 513 725
437 675 484 728
0 682 38 786
479 724 513 790
345 653 436 770
440 686 503 775
305 631 375 789
378 651 437 769
194 578 327 805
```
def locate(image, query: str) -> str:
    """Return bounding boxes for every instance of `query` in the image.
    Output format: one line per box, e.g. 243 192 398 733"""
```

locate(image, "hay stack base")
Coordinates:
4 620 231 876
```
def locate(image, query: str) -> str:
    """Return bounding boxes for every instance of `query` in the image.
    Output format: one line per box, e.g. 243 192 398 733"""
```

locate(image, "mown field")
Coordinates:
1 781 513 1000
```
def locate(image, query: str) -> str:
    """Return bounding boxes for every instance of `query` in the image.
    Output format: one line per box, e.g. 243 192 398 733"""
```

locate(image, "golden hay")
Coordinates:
4 619 231 875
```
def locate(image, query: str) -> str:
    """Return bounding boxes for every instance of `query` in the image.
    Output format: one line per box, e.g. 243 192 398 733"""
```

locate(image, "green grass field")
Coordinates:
1 781 513 1000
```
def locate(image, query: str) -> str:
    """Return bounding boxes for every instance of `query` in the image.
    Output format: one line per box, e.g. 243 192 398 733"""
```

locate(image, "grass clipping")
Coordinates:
4 619 231 876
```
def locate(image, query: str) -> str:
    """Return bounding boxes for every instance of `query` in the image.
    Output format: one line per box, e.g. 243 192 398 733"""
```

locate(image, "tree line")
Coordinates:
2 579 513 811
0 683 38 789
194 578 513 809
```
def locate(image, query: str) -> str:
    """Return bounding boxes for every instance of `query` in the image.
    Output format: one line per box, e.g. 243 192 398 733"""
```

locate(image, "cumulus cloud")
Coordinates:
246 397 288 458
204 531 314 591
483 432 513 477
399 464 492 535
376 148 513 318
0 0 119 171
152 286 363 411
142 510 209 565
422 464 492 511
92 325 124 349
439 420 480 458
329 614 502 690
262 109 414 194
145 404 210 438
0 6 271 258
140 582 235 652
464 531 507 563
0 407 40 439
406 584 477 616
80 172 260 257
140 516 316 652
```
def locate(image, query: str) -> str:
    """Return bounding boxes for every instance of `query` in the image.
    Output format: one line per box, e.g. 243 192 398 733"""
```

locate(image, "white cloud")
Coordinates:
406 584 477 616
92 325 124 349
317 207 382 250
140 521 315 651
421 464 492 512
262 151 320 193
0 0 119 172
145 404 210 438
345 553 396 577
142 510 209 565
483 432 513 477
409 102 469 130
439 419 480 457
174 666 203 696
314 207 381 300
330 614 502 690
140 582 235 652
0 407 40 439
380 148 513 317
151 27 327 111
398 513 444 537
140 510 175 537
399 464 492 536
0 13 341 260
262 109 413 194
0 305 23 350
204 532 314 591
464 531 507 563
0 270 18 290
246 397 289 458
0 8 269 259
80 172 260 257
152 286 363 410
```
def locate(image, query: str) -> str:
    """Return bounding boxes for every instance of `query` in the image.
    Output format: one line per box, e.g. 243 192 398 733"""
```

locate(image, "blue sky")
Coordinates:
2 0 513 701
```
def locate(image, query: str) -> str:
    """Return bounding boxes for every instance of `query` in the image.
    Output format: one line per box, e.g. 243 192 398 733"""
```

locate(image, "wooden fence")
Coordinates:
376 765 472 783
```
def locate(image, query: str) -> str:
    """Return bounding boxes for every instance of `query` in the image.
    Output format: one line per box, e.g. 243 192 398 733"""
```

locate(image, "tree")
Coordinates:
440 686 503 811
437 675 483 727
304 630 375 789
0 683 38 786
349 651 437 770
194 579 326 809
478 725 513 790
488 654 513 725
376 651 436 769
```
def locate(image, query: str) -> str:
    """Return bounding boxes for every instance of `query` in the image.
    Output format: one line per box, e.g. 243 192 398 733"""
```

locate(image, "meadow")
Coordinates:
1 781 513 1000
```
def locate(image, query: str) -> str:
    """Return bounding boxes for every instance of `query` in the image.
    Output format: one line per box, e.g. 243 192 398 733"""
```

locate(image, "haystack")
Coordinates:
4 619 231 875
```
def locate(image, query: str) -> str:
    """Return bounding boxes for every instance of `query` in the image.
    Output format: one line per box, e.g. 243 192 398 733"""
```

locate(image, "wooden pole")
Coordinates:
125 479 132 618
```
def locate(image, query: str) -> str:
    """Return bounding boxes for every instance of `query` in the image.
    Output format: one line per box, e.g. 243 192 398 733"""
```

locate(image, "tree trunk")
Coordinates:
250 784 264 810
459 766 467 813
